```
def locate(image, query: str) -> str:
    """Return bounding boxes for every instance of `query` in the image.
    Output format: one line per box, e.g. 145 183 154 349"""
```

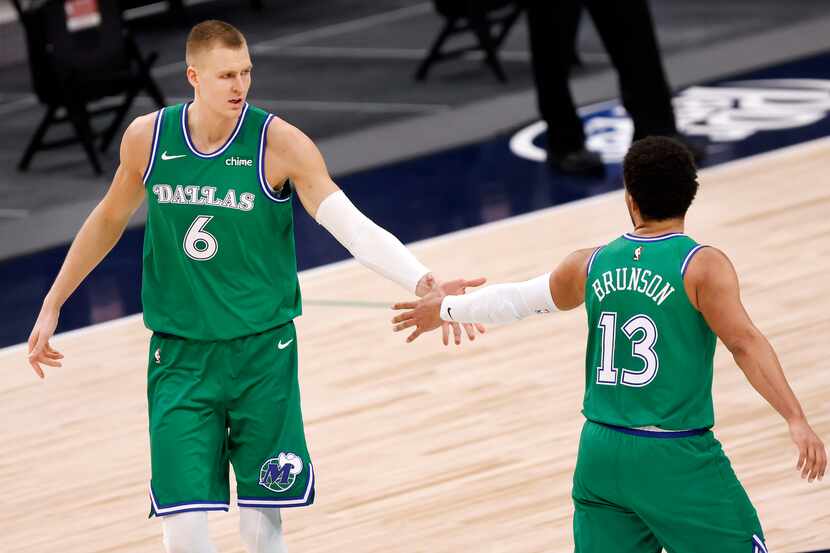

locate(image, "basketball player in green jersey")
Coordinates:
391 136 826 552
25 19 483 553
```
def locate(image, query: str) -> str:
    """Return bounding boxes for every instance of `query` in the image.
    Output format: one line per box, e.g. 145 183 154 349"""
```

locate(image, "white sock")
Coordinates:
161 511 217 553
239 507 287 553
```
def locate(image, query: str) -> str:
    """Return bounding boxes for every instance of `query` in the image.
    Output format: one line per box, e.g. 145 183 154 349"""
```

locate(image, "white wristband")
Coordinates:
315 191 430 293
439 273 556 325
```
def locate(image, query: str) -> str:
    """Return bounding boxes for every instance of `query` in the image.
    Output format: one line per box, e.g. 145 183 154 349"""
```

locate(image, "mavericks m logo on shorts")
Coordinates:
259 452 303 493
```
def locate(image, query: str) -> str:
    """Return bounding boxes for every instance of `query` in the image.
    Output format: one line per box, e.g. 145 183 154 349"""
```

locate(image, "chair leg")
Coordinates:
493 8 522 49
468 13 507 82
67 101 102 174
100 85 139 152
18 104 57 171
415 18 457 82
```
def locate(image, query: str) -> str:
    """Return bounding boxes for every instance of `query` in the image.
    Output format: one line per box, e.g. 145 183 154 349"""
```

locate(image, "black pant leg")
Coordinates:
583 0 677 139
523 0 585 155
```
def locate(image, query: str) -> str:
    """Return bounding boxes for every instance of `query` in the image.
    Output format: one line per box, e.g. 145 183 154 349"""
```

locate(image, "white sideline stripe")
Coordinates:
257 45 533 63
2 136 829 357
133 96 450 114
151 3 432 77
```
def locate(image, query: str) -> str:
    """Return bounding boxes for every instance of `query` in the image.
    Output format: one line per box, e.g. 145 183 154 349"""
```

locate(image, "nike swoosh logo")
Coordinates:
277 339 294 350
161 151 186 160
447 307 454 320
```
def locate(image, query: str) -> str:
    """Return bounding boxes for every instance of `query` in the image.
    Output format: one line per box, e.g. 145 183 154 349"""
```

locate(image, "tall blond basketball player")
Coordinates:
25 20 483 553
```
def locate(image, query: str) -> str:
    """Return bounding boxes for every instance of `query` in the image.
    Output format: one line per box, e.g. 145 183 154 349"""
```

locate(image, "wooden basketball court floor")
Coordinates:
1 137 828 552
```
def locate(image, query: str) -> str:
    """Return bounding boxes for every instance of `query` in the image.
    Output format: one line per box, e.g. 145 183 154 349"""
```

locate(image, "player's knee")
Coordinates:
239 507 287 553
162 511 216 553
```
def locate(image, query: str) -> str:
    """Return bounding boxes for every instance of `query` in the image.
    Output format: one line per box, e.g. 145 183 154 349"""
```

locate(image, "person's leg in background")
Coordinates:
583 0 705 160
523 0 605 175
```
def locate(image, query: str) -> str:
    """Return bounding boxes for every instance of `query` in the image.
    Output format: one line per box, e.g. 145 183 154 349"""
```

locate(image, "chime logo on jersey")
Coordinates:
259 452 303 493
634 246 643 261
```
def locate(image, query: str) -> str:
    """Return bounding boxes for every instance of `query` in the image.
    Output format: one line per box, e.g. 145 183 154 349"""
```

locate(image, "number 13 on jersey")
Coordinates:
596 311 659 387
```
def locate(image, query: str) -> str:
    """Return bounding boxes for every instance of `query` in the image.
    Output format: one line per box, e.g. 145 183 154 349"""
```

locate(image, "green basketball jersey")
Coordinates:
583 232 715 430
141 102 301 341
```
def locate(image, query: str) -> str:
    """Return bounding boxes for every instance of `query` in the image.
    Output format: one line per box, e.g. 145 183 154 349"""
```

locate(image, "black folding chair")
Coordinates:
12 0 165 174
415 0 523 83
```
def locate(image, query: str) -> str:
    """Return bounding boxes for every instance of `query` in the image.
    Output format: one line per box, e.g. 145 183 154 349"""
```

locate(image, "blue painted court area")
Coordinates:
2 51 830 348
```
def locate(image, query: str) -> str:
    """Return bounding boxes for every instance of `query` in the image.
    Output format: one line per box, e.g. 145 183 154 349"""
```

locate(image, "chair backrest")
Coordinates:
16 0 131 103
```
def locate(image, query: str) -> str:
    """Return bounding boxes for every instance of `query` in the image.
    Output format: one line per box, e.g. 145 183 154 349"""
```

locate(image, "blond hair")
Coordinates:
185 20 246 66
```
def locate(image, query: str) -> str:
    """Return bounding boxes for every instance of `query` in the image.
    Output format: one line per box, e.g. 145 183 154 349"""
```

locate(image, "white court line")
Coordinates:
134 95 450 114
249 3 432 53
256 46 533 63
151 3 432 77
0 209 30 219
3 127 828 357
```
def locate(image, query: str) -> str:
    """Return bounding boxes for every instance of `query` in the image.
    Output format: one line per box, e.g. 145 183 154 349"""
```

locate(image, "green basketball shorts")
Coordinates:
146 322 314 516
572 420 766 553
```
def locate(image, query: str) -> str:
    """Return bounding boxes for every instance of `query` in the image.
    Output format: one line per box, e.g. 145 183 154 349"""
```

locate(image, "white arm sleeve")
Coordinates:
315 190 430 294
439 273 556 325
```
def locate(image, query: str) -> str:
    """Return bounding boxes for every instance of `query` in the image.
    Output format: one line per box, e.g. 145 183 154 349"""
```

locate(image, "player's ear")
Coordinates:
186 65 199 89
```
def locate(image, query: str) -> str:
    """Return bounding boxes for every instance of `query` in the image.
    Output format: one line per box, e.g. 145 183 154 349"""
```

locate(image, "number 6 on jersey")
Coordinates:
596 311 659 387
184 215 218 261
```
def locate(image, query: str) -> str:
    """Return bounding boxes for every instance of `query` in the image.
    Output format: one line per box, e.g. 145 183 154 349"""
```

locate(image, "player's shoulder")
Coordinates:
559 247 602 279
123 111 159 148
120 111 159 171
684 245 736 283
265 115 316 156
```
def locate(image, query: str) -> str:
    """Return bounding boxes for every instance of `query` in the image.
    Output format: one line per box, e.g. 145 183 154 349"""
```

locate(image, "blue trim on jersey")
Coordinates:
681 244 707 276
623 232 687 243
152 505 230 517
596 421 708 438
586 246 603 276
148 484 230 517
258 113 292 203
752 534 768 553
181 101 249 158
142 108 164 185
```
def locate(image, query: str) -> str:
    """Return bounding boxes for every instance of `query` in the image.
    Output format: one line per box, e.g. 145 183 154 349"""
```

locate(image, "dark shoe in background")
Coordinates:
548 148 606 176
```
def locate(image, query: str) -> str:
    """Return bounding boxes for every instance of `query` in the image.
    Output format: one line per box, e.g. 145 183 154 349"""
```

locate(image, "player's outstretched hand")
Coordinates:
788 417 826 482
27 304 63 379
394 276 486 345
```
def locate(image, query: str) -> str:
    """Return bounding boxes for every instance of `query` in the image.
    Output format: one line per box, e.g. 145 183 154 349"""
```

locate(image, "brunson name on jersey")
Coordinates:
591 267 675 306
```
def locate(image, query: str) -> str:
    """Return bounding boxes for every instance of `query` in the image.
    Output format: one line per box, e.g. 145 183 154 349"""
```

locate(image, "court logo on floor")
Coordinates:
259 452 303 493
510 78 830 163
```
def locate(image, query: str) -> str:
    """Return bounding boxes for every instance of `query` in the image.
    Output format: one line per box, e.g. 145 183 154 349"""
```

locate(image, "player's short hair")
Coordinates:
186 20 246 66
623 136 698 221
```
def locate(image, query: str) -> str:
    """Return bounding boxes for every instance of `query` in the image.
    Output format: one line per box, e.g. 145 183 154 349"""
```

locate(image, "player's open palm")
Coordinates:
393 277 486 344
27 305 64 379
788 418 826 482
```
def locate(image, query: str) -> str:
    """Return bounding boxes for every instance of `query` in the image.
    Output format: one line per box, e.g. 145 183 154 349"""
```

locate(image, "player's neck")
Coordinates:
631 218 684 237
187 100 239 150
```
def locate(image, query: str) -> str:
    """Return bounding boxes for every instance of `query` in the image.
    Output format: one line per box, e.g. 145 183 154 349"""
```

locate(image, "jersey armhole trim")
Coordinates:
258 113 292 204
586 246 603 276
681 244 707 277
142 108 164 185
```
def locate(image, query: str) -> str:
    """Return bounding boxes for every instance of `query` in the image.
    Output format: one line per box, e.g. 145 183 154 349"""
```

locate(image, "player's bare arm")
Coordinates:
391 247 597 342
685 246 826 482
264 119 484 344
26 113 153 378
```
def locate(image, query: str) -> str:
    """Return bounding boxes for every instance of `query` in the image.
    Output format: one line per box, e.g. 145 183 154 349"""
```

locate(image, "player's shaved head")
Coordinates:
186 20 247 67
